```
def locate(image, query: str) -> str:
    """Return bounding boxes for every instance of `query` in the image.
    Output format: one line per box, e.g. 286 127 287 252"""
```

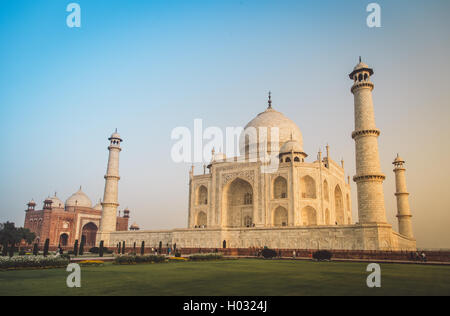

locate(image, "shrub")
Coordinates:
312 250 332 261
99 241 104 258
175 252 181 258
261 249 277 259
189 254 223 261
32 244 39 256
114 255 166 265
89 247 100 254
73 240 79 257
0 255 69 270
79 237 85 256
43 239 50 257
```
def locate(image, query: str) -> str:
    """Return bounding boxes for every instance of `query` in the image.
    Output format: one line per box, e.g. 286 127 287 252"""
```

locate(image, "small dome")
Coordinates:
393 154 405 164
280 140 303 154
129 222 140 230
49 194 64 208
65 187 92 208
353 61 369 71
93 200 102 211
28 199 36 206
109 130 122 141
240 107 303 156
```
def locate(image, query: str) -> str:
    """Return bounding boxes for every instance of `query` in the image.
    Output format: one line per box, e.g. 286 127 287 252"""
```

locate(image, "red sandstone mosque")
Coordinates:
23 188 131 248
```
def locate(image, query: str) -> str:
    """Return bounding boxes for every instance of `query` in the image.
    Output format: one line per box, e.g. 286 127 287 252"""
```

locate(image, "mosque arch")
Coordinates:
196 185 208 205
273 206 288 227
334 185 345 225
223 178 253 228
82 222 98 247
301 175 316 199
301 206 317 226
59 233 69 247
196 211 207 227
273 176 288 199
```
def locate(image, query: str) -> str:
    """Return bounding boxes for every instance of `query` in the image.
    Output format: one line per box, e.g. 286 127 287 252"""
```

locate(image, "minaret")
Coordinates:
98 130 122 244
349 59 387 224
393 154 414 238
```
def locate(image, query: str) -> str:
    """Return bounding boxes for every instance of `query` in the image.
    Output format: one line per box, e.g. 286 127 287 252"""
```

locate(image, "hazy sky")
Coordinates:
1 0 449 249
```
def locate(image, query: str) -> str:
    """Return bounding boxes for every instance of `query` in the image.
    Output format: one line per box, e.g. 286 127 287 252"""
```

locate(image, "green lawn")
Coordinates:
0 259 449 296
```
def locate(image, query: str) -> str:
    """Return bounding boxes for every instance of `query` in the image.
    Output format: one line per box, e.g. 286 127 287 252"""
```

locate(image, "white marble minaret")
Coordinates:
98 130 122 245
393 154 414 239
349 59 387 224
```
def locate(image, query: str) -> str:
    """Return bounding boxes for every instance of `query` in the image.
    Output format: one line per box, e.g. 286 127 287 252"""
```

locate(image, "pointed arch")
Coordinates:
196 185 208 205
273 176 288 199
273 206 288 227
334 185 344 225
301 206 317 226
196 211 207 227
301 175 316 199
223 178 253 227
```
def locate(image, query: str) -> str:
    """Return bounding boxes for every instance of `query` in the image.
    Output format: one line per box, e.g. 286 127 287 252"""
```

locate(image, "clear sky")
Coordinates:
1 0 449 248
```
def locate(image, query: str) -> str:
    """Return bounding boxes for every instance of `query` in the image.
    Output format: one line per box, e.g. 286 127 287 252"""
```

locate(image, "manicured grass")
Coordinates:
0 259 449 296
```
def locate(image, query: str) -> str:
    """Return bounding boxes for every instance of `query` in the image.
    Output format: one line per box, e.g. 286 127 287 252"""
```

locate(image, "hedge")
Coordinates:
189 254 223 261
114 255 166 265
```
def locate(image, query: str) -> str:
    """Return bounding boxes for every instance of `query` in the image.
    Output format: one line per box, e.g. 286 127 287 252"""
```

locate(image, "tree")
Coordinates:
122 241 125 255
140 241 145 256
99 241 104 258
79 236 85 256
118 242 121 254
33 243 39 256
43 239 50 257
73 240 79 257
0 222 36 257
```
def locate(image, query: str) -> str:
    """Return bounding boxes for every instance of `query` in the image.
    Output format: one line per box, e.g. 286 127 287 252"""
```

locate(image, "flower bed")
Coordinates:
0 255 69 270
78 260 105 266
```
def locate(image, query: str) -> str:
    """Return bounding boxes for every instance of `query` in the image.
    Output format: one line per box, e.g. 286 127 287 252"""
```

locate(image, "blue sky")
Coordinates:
1 0 449 248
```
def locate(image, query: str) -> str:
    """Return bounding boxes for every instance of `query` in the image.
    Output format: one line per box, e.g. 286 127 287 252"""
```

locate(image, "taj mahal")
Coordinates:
26 60 417 251
94 60 417 251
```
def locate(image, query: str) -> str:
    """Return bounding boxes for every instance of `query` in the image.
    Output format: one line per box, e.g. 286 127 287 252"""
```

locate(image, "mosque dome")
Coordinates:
49 194 64 208
65 187 92 208
239 105 303 156
280 139 303 154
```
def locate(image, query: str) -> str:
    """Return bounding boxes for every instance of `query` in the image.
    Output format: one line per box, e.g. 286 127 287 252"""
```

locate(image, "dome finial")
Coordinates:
359 56 362 63
267 91 272 109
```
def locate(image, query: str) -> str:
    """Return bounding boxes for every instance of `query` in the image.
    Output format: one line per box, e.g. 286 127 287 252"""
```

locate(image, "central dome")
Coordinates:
65 187 92 208
239 107 303 156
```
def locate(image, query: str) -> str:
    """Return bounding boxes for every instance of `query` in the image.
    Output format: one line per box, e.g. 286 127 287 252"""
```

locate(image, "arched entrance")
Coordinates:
82 222 98 247
196 211 207 227
273 206 288 227
223 178 253 227
334 185 344 225
59 233 69 247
